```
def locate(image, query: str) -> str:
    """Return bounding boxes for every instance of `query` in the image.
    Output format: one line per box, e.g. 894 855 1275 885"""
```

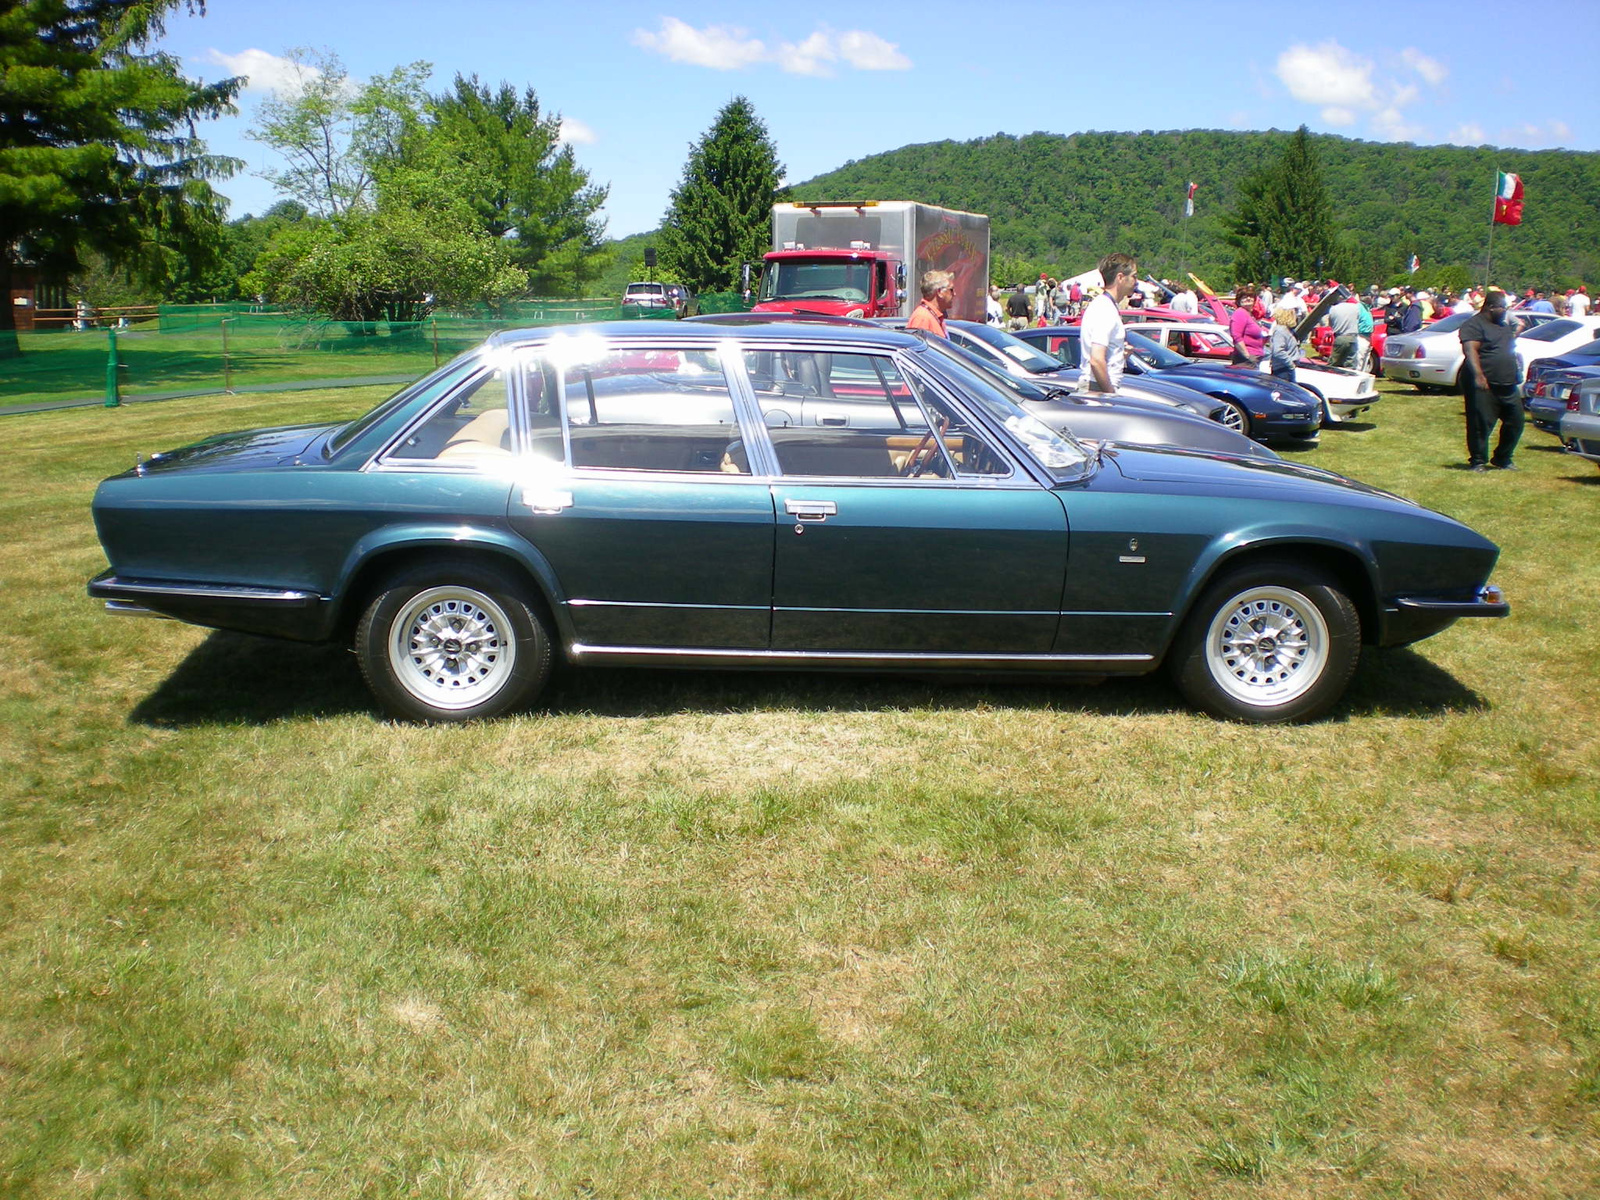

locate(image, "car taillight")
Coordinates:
1533 381 1546 396
1414 345 1426 359
1569 397 1582 412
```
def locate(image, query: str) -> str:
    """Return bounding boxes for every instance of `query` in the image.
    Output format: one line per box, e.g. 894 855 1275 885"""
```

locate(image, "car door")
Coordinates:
740 347 1069 654
504 339 775 650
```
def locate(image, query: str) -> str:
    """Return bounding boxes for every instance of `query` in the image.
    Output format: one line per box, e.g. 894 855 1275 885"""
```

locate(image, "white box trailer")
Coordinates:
756 201 990 323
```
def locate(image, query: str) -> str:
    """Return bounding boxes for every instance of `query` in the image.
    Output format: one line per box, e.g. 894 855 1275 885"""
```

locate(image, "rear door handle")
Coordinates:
784 499 837 521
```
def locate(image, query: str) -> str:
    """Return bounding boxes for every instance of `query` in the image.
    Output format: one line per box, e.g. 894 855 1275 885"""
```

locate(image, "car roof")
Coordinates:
486 319 921 352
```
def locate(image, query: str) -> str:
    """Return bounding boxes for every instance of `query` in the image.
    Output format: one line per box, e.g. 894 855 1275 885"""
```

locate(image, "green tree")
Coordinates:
0 0 241 354
658 97 783 293
247 49 429 218
417 76 608 296
1221 126 1340 284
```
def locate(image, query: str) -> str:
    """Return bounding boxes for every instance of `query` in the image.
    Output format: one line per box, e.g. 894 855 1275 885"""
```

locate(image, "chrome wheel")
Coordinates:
387 585 517 711
1204 585 1328 708
1216 399 1249 434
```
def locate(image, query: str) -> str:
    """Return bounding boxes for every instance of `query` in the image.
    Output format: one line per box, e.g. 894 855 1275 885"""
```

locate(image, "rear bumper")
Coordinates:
88 570 333 642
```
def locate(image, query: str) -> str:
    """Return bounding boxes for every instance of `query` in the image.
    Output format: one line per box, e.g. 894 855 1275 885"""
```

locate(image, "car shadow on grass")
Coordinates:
127 631 1485 727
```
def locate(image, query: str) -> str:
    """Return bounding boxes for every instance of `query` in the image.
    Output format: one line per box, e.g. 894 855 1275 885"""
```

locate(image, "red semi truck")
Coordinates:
752 201 991 323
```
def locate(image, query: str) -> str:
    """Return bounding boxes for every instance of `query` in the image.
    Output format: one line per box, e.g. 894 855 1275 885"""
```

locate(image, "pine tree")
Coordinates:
0 1 241 354
1221 126 1339 284
657 98 783 293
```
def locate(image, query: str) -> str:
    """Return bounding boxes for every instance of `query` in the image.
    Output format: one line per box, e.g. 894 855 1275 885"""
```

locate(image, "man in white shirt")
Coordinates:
1082 253 1138 393
1569 288 1591 318
1169 285 1198 314
1281 282 1308 319
985 285 1004 326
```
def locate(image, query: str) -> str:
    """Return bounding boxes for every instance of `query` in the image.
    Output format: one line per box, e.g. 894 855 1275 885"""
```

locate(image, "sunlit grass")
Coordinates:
1 381 1596 1197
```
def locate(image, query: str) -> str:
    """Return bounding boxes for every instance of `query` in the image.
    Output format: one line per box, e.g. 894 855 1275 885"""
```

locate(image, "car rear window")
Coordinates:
1519 319 1580 343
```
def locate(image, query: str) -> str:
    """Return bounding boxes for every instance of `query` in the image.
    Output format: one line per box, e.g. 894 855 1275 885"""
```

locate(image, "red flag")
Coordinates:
1493 172 1524 226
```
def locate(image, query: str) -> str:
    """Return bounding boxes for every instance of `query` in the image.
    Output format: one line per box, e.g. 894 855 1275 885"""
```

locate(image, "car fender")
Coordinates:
1168 524 1380 644
334 522 576 643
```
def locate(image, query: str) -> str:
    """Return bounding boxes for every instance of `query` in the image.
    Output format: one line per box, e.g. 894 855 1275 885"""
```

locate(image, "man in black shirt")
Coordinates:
1458 289 1523 471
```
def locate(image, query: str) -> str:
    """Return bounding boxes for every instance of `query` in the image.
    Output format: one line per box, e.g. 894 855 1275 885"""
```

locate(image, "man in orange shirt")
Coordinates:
907 270 954 337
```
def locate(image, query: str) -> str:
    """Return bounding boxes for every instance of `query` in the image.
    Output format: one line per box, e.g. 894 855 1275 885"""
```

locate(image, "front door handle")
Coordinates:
784 499 837 521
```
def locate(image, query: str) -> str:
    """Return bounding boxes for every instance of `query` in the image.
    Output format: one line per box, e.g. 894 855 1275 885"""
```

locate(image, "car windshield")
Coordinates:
327 352 481 454
1519 319 1581 343
951 322 1067 373
758 260 874 304
1559 339 1600 362
914 339 1092 478
1126 330 1191 369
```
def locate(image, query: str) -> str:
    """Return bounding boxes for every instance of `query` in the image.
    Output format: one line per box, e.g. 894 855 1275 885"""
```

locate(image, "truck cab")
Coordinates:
752 250 904 319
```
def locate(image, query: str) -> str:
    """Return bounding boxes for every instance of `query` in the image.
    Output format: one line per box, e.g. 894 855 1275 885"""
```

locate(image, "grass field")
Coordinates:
2 380 1598 1197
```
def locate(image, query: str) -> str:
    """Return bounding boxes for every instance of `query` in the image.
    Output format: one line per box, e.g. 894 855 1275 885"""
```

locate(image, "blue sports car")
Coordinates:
1014 326 1323 442
89 321 1507 725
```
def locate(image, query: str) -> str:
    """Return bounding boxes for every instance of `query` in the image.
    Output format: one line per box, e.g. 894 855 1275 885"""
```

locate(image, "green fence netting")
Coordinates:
2 297 757 412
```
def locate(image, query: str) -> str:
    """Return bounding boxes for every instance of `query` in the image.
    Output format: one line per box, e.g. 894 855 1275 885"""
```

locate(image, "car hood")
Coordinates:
1148 363 1317 406
126 422 336 476
1103 441 1412 504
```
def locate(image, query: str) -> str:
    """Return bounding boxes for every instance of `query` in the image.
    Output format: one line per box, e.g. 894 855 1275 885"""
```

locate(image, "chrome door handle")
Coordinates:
784 499 837 521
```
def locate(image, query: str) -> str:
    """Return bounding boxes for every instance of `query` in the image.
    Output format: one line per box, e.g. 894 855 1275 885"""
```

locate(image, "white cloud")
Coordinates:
633 19 911 76
202 48 315 95
1447 123 1486 145
774 31 836 78
1502 120 1572 148
1276 40 1432 143
1276 42 1377 110
631 17 766 70
1401 48 1448 85
837 30 911 71
1373 107 1423 141
558 117 596 146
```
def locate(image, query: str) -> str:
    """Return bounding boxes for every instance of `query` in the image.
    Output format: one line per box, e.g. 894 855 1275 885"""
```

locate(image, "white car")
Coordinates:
1516 315 1600 372
1381 310 1556 391
1125 321 1380 424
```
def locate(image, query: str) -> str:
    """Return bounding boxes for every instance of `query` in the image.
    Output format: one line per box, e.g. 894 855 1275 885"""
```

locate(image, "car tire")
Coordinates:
1170 561 1360 724
356 561 553 722
1213 397 1251 436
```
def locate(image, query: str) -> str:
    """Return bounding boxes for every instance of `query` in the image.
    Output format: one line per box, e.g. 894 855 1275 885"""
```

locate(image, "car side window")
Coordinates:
386 369 512 464
742 351 1008 480
561 346 746 474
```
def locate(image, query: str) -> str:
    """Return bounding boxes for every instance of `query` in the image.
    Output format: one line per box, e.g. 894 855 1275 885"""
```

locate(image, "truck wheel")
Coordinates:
356 562 552 722
1169 561 1359 724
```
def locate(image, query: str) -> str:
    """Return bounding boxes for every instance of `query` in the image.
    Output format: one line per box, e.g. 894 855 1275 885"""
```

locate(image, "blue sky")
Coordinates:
157 1 1599 238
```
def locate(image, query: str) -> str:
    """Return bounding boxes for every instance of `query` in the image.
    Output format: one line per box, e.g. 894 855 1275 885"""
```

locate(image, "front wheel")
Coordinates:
1169 562 1360 723
1214 397 1251 436
356 562 553 722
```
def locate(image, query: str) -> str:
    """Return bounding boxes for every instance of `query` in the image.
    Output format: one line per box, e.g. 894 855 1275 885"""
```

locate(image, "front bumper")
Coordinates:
1382 583 1509 645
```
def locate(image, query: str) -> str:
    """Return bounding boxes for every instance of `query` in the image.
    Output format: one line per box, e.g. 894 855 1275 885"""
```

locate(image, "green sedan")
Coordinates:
89 322 1508 724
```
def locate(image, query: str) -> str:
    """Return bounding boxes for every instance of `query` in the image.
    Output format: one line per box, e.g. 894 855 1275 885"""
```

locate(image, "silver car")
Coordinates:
1559 377 1600 470
1381 310 1554 391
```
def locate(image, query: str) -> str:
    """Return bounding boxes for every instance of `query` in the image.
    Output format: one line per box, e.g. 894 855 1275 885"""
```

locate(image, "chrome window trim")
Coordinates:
723 339 1037 488
366 359 509 472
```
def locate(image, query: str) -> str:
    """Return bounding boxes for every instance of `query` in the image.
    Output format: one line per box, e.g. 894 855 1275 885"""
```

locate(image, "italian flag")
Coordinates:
1493 171 1524 226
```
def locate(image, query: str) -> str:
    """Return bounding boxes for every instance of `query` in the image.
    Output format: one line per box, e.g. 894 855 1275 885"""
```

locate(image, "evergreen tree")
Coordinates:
0 0 241 354
658 97 783 293
1221 126 1340 284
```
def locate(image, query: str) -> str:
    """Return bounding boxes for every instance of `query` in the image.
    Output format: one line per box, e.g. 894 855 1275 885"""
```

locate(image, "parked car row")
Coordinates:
88 319 1508 726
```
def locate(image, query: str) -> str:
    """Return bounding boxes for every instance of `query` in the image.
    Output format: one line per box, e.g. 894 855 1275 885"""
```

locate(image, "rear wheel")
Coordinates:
356 562 552 722
1170 561 1360 724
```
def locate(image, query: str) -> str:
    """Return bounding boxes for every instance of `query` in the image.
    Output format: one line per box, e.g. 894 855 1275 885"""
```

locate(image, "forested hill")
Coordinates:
790 130 1600 289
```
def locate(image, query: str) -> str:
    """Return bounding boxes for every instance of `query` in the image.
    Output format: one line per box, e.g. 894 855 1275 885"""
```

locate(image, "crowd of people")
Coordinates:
958 257 1596 475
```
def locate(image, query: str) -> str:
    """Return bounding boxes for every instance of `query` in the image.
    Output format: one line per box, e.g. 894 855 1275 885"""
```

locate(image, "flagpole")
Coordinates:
1485 172 1497 286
